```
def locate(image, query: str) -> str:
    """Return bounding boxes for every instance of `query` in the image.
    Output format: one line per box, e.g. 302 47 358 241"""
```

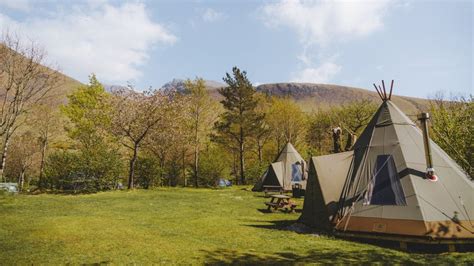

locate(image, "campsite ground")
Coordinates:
0 187 472 264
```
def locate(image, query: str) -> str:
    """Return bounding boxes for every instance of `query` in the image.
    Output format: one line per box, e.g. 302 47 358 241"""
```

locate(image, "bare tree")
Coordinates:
7 131 38 191
147 97 191 186
109 87 171 189
183 78 219 187
0 32 62 181
32 104 62 187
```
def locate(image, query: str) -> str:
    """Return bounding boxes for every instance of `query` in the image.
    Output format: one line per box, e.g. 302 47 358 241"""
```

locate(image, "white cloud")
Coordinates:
291 62 341 83
0 0 32 12
262 0 393 46
0 2 177 84
202 8 225 22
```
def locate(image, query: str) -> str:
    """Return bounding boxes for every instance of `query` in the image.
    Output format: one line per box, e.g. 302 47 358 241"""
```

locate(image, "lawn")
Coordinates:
0 187 472 264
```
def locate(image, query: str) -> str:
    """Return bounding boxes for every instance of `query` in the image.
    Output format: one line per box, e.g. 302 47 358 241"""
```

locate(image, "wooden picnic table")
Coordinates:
263 185 283 197
265 194 297 212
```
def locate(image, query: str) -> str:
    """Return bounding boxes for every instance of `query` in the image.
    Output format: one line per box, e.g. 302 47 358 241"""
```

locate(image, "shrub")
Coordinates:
135 156 162 189
44 148 123 193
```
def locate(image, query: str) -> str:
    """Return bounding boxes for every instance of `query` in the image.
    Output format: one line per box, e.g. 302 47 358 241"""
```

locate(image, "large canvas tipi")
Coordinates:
300 81 473 242
253 142 307 192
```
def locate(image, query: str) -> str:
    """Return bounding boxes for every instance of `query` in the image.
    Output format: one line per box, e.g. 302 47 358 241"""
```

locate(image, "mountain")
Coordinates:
160 78 226 94
255 83 429 115
0 43 83 106
158 78 428 115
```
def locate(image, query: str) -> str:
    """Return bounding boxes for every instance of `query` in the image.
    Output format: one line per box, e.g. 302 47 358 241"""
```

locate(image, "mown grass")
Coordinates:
0 187 472 264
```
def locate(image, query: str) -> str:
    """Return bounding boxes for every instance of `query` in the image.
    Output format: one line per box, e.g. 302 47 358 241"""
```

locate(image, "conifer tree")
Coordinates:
213 67 264 184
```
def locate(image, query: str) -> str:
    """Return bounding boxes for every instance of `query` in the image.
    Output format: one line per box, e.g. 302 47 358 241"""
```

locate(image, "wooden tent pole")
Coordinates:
378 85 386 100
382 80 387 99
373 83 384 100
389 80 394 100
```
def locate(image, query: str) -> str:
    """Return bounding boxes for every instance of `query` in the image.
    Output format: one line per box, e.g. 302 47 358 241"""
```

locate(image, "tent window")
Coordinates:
366 155 406 206
291 163 303 182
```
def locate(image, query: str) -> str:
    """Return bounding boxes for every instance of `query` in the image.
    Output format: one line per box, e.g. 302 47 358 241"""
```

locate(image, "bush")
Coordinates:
135 156 162 188
198 146 231 187
44 148 123 193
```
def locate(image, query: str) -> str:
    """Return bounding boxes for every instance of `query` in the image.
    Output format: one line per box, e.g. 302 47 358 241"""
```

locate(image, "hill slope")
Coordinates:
256 83 428 115
159 79 428 115
0 43 82 106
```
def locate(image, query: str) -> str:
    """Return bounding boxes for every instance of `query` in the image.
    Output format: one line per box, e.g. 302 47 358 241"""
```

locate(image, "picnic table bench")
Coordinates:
264 194 297 213
263 185 284 197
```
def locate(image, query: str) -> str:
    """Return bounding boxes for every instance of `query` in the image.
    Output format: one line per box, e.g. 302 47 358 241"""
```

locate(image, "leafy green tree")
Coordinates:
61 74 112 151
307 110 334 156
429 95 473 178
213 67 264 185
197 144 232 187
335 99 377 136
265 97 307 154
56 75 123 192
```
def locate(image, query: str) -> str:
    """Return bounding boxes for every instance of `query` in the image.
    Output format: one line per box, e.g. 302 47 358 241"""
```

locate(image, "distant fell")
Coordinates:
255 83 429 115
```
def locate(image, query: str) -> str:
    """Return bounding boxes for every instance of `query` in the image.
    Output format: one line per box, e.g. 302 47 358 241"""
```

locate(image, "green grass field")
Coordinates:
0 187 472 264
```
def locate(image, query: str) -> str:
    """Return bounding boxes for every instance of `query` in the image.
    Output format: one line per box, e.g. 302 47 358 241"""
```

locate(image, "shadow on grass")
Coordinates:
200 248 425 265
246 219 296 230
256 208 303 214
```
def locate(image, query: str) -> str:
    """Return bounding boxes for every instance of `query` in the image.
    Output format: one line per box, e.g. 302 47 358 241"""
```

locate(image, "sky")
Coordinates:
0 0 472 98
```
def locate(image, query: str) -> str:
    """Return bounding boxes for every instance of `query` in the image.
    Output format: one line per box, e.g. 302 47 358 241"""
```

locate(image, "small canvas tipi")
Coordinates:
253 142 307 192
300 81 473 242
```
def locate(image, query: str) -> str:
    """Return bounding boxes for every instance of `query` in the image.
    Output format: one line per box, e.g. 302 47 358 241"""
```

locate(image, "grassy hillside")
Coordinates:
256 83 429 115
0 187 471 264
0 43 82 107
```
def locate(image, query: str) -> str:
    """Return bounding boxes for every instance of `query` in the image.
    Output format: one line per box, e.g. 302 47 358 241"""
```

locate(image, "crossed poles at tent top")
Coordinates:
373 80 394 101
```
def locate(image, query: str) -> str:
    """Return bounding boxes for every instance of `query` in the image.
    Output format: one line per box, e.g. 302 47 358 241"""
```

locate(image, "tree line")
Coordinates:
1 33 472 193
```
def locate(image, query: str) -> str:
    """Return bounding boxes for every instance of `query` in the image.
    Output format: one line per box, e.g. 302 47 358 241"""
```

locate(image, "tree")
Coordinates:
33 104 63 188
0 32 62 181
265 97 307 154
6 131 38 191
429 94 473 178
61 75 112 151
213 67 264 184
144 93 190 187
335 99 377 137
307 109 335 156
250 94 271 165
183 78 219 187
60 75 122 191
109 87 170 189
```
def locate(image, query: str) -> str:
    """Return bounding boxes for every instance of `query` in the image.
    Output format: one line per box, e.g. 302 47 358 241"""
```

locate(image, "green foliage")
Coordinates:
134 156 163 189
266 97 307 144
61 74 112 150
430 95 473 177
307 109 335 156
334 99 378 135
44 148 123 193
46 75 123 192
197 145 231 186
213 67 265 184
306 100 377 156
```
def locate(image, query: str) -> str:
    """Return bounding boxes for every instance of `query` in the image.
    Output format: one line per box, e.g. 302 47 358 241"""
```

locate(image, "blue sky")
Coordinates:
0 0 472 98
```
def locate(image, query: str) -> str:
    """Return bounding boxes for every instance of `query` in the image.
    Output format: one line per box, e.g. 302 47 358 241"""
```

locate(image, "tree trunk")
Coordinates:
0 135 11 182
18 168 26 192
182 148 186 187
194 145 199 188
239 126 245 185
38 138 47 188
257 141 263 165
332 128 342 153
128 143 139 189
